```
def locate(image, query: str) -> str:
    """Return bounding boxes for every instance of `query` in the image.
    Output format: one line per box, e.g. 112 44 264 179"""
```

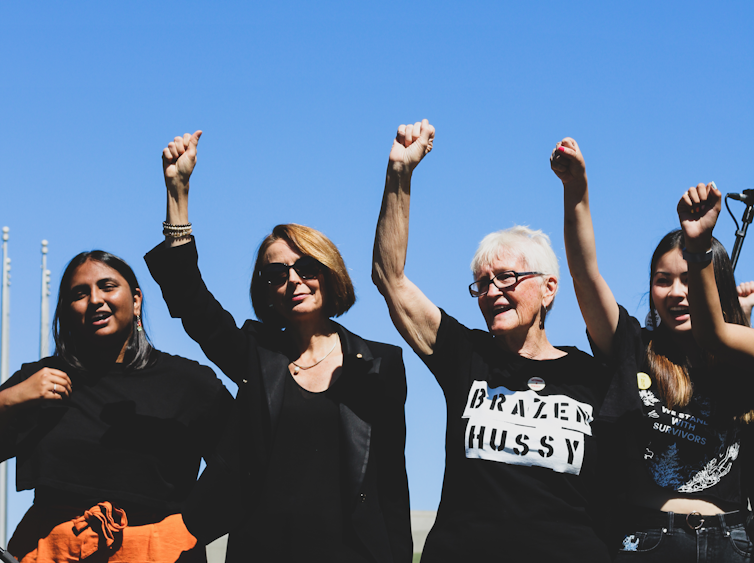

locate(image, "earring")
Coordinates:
539 305 546 330
645 309 661 331
136 315 143 332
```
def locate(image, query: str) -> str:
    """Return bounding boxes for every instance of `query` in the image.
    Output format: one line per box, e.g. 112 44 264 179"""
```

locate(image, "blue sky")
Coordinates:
1 0 753 537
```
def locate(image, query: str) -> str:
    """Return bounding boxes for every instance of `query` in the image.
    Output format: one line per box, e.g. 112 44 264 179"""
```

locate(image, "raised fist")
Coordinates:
550 137 586 187
388 119 434 174
163 131 202 196
677 182 721 250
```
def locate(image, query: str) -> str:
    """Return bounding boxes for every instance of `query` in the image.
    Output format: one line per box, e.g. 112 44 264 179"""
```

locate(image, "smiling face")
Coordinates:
651 248 691 334
475 252 555 338
68 259 142 358
262 239 327 326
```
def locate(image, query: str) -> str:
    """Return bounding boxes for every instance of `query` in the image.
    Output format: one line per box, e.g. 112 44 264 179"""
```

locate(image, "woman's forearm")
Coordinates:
373 167 412 292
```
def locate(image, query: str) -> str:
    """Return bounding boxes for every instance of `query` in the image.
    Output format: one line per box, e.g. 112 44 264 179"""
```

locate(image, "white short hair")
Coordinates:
470 225 560 309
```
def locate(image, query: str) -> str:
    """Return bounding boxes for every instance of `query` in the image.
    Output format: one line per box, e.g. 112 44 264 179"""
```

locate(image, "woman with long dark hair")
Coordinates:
0 250 231 563
553 138 754 562
145 131 411 562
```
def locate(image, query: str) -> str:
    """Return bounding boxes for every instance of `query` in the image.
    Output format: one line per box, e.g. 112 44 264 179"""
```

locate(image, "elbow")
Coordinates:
372 263 390 296
372 262 409 305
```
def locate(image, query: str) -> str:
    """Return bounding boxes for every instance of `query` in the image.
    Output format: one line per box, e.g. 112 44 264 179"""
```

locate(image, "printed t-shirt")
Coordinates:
0 351 232 512
593 305 754 506
418 310 614 562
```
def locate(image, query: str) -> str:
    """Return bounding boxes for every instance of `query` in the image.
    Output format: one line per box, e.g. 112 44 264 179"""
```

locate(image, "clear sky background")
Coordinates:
1 0 753 537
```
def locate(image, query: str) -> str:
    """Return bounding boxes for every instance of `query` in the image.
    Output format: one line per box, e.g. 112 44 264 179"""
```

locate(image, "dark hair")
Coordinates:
53 250 153 370
646 230 748 418
250 224 356 329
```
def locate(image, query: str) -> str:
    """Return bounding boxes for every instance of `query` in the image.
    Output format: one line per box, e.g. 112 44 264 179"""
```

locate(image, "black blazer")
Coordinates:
145 240 412 563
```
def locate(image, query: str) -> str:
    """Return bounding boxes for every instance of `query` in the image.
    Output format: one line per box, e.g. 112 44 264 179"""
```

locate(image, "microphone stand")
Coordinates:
730 190 754 271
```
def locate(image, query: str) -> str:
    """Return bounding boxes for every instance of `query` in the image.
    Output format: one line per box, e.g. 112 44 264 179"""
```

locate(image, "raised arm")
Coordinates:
146 131 250 384
372 120 441 356
678 182 754 362
551 138 619 357
163 130 202 247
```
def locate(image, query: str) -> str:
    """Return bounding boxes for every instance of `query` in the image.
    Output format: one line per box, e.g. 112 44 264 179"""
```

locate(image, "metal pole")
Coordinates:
40 240 50 359
1 228 9 379
0 226 10 547
731 204 754 272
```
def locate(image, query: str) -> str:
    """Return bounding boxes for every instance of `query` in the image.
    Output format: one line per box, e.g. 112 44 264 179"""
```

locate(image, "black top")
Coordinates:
0 352 232 513
145 239 412 563
418 310 615 562
255 374 367 563
591 305 754 507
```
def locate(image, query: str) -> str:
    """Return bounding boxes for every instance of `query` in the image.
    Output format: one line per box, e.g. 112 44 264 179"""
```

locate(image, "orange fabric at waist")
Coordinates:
8 502 205 563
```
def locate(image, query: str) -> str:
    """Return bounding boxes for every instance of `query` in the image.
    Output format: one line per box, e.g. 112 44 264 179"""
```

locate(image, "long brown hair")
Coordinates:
646 230 750 421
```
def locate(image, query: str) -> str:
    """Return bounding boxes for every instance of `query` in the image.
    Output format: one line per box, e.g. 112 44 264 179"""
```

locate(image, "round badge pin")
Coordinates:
637 372 651 390
528 377 545 391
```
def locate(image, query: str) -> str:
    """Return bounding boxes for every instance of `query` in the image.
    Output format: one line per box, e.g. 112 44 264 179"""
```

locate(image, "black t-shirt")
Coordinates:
418 310 614 562
253 373 368 563
592 305 753 507
0 351 232 512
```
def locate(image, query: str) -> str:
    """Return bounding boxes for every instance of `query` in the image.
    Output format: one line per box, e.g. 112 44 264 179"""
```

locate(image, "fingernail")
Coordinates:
557 147 565 152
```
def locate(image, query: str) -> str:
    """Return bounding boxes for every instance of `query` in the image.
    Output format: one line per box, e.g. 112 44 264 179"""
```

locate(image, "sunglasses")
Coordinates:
259 256 324 286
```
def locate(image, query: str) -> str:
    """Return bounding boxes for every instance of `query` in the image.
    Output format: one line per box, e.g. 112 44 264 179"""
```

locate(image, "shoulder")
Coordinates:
589 304 649 366
554 346 607 375
17 357 70 377
241 318 285 350
151 349 211 370
358 335 403 358
336 325 404 368
241 318 264 334
436 308 487 347
557 346 596 363
146 350 223 386
616 304 646 341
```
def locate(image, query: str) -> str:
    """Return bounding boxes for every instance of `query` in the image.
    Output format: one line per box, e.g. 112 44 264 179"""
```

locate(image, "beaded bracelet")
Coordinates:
163 221 193 239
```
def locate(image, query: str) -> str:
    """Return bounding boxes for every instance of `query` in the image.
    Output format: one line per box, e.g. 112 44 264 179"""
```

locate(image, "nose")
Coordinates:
89 287 105 306
286 267 304 284
668 279 687 298
485 280 505 298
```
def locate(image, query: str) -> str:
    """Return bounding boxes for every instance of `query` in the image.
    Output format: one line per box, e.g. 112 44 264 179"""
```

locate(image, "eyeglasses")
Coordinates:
259 256 323 286
469 271 544 297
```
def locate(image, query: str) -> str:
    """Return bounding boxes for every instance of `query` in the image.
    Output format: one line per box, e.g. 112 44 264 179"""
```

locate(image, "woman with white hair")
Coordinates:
372 120 617 562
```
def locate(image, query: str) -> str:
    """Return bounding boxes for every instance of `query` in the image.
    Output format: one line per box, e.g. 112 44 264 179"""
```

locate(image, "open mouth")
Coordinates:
667 306 689 321
491 304 513 316
90 312 112 325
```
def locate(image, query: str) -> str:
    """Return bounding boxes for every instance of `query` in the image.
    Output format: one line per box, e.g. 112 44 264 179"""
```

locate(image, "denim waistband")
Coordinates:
627 506 750 532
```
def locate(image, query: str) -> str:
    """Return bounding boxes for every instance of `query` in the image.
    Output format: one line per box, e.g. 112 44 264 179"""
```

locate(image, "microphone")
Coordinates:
727 189 754 204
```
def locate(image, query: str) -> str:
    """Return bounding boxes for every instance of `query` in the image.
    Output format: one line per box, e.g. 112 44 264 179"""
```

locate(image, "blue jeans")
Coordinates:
616 509 752 562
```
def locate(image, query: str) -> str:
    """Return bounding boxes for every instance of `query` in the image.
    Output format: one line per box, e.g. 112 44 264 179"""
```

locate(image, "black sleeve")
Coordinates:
145 239 250 385
0 359 54 462
589 305 645 422
188 365 235 464
371 346 413 562
417 309 474 395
